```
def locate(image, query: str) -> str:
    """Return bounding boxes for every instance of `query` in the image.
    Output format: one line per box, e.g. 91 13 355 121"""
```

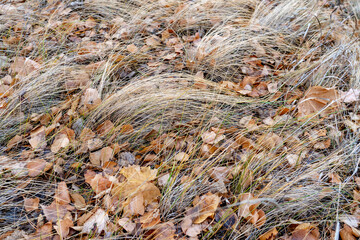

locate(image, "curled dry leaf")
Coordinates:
10 57 40 79
82 208 109 234
238 193 266 227
24 197 40 212
32 222 52 240
257 132 282 149
297 86 338 117
209 167 232 183
340 89 360 103
140 208 161 228
127 44 138 53
174 152 189 162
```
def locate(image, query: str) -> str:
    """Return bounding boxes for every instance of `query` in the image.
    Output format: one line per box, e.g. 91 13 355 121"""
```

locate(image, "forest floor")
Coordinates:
1 0 360 239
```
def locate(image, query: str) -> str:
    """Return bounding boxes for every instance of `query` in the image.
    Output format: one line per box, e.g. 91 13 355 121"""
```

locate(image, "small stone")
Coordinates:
118 152 135 167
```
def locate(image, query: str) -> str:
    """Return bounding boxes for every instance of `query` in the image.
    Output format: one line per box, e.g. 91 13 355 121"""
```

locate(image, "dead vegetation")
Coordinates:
1 0 360 239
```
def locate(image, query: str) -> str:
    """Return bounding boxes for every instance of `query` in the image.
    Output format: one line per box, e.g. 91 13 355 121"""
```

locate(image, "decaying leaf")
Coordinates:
29 126 46 150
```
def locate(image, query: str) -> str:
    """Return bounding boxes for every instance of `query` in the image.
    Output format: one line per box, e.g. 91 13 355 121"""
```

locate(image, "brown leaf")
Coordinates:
84 170 112 194
82 208 109 234
201 131 225 145
291 223 319 240
340 225 357 240
96 120 114 137
83 88 101 110
55 182 71 205
32 221 52 240
329 172 342 184
70 193 86 210
297 86 338 117
79 127 95 142
7 135 22 150
118 217 136 232
257 133 282 149
259 227 278 240
29 126 46 149
24 197 39 212
192 192 221 224
153 222 176 240
209 167 232 183
127 44 138 53
140 208 161 228
10 57 40 79
27 159 47 177
41 201 68 222
54 218 73 239
51 134 70 153
174 152 189 162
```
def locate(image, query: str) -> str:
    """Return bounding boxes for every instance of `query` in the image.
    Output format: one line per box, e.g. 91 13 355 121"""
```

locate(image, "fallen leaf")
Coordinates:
27 159 47 177
259 227 278 240
84 170 112 194
32 221 52 240
29 126 46 149
41 201 68 222
24 197 40 212
201 131 225 145
10 57 40 79
7 135 22 150
82 208 109 234
257 133 282 149
51 133 70 153
153 222 176 240
70 193 86 210
127 44 138 53
297 86 338 117
54 217 73 239
118 217 136 232
55 182 71 205
291 223 320 240
83 88 101 110
340 89 360 103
